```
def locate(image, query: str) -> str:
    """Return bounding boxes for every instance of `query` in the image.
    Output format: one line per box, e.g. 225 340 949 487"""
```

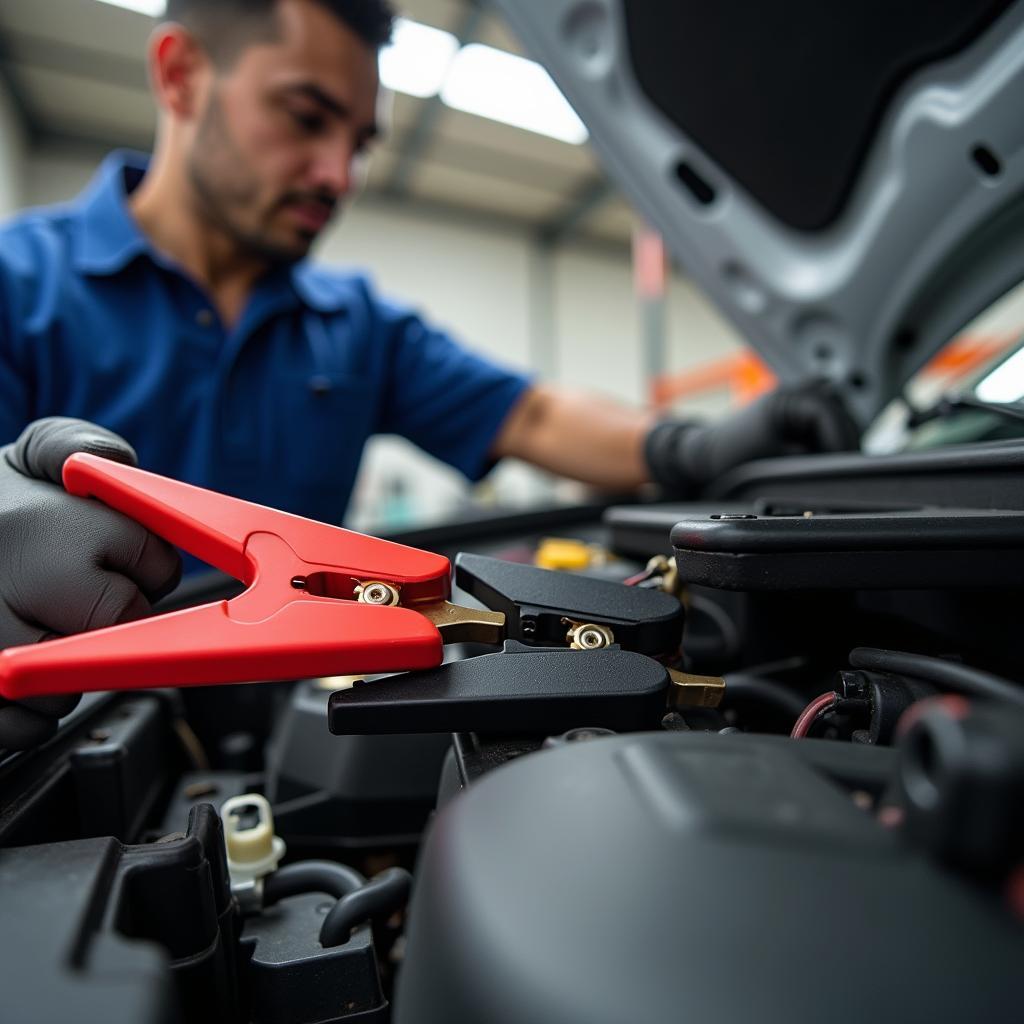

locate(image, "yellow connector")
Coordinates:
535 537 598 571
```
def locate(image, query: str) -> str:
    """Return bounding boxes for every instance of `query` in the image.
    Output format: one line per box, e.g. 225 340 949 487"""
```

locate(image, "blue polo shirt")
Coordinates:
0 151 531 537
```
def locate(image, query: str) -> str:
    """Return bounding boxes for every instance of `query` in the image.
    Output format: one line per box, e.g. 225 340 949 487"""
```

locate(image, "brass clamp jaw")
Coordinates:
354 579 506 646
667 669 726 709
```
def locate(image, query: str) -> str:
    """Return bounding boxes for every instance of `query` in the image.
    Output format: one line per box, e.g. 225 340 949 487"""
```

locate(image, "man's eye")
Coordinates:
291 111 325 133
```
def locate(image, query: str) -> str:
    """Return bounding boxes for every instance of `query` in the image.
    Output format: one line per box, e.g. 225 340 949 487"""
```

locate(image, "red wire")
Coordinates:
791 691 840 739
623 569 653 586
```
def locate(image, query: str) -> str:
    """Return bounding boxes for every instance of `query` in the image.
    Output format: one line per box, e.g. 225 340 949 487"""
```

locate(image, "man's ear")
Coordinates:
147 24 211 120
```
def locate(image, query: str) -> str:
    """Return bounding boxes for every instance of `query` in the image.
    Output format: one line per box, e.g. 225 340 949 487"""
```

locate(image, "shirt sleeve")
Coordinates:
375 295 534 481
0 269 30 445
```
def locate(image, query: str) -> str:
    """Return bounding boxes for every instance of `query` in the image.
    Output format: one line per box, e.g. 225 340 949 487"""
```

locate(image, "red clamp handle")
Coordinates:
0 454 451 698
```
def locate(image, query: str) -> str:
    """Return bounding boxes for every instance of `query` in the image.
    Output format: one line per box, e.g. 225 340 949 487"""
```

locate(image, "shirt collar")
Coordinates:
71 150 153 276
290 263 351 313
71 150 349 314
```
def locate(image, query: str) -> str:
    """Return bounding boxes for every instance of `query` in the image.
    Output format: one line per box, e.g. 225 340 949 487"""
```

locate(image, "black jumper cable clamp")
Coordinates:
328 552 725 736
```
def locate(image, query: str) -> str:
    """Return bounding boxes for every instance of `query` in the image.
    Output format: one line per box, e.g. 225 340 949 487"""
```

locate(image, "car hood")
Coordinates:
493 0 1024 424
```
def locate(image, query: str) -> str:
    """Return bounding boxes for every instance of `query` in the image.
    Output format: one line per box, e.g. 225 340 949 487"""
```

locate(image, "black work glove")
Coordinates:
644 381 860 497
0 418 182 749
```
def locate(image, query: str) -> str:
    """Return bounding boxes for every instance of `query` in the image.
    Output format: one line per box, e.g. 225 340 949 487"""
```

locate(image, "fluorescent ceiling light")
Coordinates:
441 43 588 145
379 18 459 99
89 5 586 145
95 0 166 15
975 345 1024 404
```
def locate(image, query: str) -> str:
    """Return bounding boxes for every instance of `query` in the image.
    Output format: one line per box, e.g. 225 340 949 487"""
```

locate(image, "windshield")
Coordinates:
975 344 1024 405
865 279 1024 453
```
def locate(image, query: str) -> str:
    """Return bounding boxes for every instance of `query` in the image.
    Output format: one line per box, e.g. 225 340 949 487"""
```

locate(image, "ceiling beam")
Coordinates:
535 175 614 248
2 15 623 244
0 31 578 196
0 31 146 90
383 2 485 197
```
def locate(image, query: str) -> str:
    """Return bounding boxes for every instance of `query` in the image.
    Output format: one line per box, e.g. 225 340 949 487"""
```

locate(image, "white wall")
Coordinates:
314 195 548 528
0 77 26 217
553 248 744 412
16 141 746 527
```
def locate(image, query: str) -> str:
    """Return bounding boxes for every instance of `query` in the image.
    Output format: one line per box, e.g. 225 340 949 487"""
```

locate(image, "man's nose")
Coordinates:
309 139 357 199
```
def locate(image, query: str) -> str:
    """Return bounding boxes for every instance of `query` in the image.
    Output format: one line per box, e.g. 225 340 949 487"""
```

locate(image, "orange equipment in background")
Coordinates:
650 333 1017 410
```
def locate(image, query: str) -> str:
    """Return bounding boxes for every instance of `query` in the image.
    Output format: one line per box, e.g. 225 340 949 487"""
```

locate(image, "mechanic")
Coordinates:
0 0 859 746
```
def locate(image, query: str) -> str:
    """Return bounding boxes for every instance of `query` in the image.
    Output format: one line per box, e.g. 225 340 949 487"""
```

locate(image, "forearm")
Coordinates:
492 385 653 490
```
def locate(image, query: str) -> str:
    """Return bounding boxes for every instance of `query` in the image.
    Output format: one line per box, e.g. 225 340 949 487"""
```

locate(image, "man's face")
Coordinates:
186 0 381 263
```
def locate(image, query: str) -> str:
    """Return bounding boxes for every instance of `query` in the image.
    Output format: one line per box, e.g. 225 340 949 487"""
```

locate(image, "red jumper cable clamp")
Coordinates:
0 454 504 699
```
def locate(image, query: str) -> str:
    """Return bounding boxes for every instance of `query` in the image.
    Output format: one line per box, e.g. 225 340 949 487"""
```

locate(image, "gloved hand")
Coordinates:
644 380 860 497
0 418 181 749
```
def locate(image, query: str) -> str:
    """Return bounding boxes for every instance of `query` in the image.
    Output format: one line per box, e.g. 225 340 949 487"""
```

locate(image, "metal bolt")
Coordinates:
565 621 614 650
355 581 400 606
851 790 874 812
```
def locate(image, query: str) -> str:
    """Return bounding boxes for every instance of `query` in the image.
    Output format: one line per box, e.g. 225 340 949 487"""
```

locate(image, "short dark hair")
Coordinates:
165 0 395 65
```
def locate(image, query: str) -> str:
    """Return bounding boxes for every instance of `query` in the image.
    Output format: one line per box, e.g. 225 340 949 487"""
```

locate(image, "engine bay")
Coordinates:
2 441 1022 1024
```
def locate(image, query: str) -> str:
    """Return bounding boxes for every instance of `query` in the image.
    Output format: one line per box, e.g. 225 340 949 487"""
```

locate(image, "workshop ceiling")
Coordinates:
0 0 635 247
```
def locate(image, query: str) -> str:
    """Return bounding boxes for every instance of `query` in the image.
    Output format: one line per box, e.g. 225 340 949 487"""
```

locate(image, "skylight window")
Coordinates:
441 43 588 145
88 4 587 145
379 18 460 99
975 346 1024 404
95 0 166 14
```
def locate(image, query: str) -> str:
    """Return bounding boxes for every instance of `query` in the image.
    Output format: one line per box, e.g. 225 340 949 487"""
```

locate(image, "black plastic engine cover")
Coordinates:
396 732 1022 1024
241 894 385 1024
0 803 236 1024
670 507 1024 590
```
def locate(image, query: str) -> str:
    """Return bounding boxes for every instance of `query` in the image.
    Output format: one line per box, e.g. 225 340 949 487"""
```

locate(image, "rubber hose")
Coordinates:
320 867 413 948
722 673 807 718
849 648 1024 711
263 859 366 907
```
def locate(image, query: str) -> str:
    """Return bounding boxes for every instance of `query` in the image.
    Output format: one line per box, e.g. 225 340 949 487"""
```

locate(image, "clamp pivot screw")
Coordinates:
355 581 401 607
564 620 614 651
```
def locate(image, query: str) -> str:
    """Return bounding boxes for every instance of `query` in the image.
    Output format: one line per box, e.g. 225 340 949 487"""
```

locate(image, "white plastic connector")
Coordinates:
220 794 286 901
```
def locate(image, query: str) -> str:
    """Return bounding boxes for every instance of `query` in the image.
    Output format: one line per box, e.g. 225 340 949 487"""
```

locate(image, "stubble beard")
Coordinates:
187 88 312 267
